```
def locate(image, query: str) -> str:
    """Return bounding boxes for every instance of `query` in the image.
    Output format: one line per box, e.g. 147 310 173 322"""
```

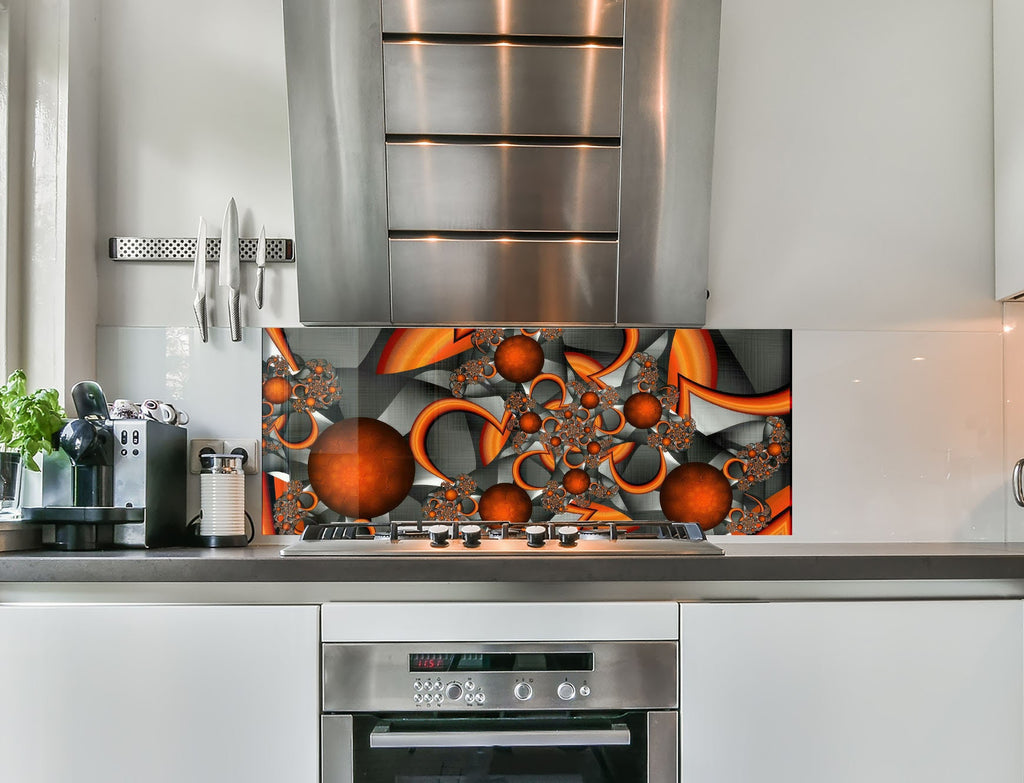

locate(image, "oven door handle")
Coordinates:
369 723 631 749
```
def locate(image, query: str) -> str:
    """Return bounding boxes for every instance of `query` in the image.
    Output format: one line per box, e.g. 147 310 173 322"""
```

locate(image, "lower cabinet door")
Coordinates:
0 604 319 783
679 600 1023 783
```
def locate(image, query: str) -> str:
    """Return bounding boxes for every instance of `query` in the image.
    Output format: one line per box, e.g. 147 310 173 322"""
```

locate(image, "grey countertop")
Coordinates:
2 542 1024 594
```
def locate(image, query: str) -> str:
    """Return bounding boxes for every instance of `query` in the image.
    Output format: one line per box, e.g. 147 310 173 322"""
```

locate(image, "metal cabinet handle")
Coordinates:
369 723 631 749
1014 459 1024 507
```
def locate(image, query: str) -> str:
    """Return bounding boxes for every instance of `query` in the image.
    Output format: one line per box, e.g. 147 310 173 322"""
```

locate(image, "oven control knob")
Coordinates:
445 682 464 701
461 524 482 548
557 682 576 701
579 685 591 697
428 524 450 547
556 525 580 546
513 682 533 701
525 524 547 548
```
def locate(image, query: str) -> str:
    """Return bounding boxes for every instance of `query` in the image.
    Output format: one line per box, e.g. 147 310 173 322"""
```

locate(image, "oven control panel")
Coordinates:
322 641 678 713
409 675 592 708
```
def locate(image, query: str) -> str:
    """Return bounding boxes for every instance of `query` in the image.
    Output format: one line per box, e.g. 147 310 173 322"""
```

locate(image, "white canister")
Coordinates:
198 453 248 546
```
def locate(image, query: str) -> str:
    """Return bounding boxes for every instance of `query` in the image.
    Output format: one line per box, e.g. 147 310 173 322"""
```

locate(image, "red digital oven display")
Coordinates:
409 654 456 672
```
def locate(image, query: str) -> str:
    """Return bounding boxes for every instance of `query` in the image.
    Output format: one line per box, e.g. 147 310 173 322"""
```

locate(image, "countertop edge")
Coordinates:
2 543 1024 585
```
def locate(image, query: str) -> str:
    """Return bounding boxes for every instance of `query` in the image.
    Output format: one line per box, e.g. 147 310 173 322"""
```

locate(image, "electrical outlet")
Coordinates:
223 438 260 475
189 439 224 474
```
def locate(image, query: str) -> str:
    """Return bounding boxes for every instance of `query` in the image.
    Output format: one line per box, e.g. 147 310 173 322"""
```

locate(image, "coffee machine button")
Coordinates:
121 449 127 456
120 431 128 445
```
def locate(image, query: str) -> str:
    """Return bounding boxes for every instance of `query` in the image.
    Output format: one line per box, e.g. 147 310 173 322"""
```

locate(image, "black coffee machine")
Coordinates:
22 381 187 550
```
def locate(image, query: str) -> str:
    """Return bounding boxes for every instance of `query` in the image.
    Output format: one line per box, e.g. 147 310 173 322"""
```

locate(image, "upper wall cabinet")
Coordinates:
996 0 1024 300
283 0 721 326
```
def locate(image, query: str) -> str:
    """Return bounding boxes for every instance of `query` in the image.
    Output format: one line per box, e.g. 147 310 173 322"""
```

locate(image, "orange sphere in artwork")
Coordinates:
580 391 600 409
623 392 663 429
562 468 590 496
519 411 542 433
493 335 544 384
478 482 533 524
262 376 292 404
307 418 415 519
659 462 733 531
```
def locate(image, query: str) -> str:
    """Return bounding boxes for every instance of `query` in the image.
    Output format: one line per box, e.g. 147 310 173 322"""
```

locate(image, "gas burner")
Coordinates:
282 520 722 557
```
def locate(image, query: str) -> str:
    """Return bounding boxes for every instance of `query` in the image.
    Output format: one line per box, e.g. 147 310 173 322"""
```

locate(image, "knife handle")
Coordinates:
255 267 265 310
193 295 209 343
229 289 241 342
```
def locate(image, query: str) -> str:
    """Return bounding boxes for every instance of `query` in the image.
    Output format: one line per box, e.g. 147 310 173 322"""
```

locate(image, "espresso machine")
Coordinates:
22 381 187 550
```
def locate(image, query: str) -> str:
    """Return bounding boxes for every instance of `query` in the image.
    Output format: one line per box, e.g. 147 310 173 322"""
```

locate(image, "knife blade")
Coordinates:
192 217 209 342
254 224 266 310
219 197 241 342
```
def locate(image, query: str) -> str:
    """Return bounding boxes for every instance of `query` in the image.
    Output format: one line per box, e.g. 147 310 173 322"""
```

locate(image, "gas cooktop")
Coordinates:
280 520 724 557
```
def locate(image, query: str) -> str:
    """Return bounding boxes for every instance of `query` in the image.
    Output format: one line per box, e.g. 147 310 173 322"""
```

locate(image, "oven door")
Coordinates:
323 711 677 783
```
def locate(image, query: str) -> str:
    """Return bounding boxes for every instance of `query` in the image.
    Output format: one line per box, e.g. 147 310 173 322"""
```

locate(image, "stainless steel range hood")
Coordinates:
283 0 721 326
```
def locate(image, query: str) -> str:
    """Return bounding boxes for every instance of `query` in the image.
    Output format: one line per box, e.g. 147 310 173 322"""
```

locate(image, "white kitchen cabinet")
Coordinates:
679 601 1023 783
996 0 1024 300
0 604 319 783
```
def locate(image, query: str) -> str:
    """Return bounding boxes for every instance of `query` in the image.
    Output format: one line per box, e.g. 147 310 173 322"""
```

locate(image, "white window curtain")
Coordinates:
0 1 14 380
0 0 99 401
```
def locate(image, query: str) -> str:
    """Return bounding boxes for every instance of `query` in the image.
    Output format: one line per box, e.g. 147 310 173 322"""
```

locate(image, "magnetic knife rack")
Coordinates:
108 237 294 263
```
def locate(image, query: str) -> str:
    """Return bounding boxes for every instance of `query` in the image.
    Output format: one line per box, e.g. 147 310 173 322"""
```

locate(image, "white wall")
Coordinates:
96 0 297 328
90 0 1006 542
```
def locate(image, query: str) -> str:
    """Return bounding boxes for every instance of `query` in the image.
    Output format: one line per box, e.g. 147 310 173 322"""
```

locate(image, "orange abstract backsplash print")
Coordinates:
261 328 792 536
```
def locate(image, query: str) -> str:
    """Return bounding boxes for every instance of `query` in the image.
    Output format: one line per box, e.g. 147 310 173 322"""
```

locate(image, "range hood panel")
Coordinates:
383 42 624 137
283 0 391 325
381 0 626 37
390 239 618 324
284 0 720 327
386 143 622 233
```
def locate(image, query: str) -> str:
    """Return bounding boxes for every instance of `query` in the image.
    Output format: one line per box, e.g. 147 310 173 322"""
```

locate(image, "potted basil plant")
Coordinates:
0 370 65 514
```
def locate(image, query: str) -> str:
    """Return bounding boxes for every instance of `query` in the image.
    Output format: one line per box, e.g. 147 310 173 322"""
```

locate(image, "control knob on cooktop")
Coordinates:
524 524 547 548
427 524 450 547
461 524 482 548
557 525 580 547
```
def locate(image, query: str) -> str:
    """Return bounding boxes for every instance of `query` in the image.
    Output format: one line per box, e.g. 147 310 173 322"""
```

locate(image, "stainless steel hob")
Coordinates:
280 520 723 556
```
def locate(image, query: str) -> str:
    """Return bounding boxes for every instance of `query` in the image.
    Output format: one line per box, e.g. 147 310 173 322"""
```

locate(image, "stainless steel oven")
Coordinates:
322 640 678 782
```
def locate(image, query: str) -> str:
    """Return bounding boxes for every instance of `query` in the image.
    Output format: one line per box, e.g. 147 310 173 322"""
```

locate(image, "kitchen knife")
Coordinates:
192 217 209 342
219 197 241 342
254 224 266 310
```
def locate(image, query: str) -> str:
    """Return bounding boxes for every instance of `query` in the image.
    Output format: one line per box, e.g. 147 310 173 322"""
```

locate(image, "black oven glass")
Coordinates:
348 712 647 783
409 652 595 673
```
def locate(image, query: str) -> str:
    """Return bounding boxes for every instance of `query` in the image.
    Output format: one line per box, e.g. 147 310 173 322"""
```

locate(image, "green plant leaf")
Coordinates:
0 370 65 471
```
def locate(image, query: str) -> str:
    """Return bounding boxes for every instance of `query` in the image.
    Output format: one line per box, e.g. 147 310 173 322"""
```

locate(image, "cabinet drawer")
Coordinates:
390 238 617 323
384 42 623 137
386 143 621 232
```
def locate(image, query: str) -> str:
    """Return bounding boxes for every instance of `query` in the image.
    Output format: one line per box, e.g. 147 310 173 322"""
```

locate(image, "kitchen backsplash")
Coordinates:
260 327 792 536
96 323 1009 543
